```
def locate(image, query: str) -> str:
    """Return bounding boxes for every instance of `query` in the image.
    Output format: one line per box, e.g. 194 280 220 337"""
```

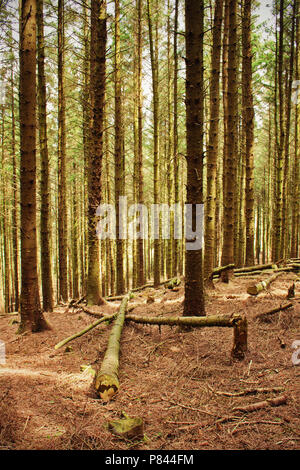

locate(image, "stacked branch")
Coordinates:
94 292 131 401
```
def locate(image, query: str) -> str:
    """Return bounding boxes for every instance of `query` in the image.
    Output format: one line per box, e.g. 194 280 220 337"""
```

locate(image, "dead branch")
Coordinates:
54 313 117 350
254 302 293 321
231 395 287 413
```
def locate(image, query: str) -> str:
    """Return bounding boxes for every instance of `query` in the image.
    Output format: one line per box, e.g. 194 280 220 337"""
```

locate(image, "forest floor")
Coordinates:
0 273 299 451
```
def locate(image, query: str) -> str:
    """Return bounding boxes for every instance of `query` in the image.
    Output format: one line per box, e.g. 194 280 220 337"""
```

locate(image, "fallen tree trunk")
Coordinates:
104 278 180 301
247 271 284 295
95 292 131 401
273 266 295 272
211 264 235 277
54 313 117 350
234 270 263 277
105 293 133 302
125 313 247 360
254 302 293 321
235 263 277 274
287 263 300 270
209 264 235 284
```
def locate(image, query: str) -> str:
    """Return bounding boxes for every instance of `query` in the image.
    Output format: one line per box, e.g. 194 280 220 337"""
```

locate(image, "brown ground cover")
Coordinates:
0 274 299 450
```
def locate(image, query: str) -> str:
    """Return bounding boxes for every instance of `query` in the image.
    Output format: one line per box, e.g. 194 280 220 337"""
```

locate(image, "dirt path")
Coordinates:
0 274 299 450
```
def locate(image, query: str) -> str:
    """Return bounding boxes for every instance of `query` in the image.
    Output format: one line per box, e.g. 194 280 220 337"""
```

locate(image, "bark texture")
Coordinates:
19 0 49 332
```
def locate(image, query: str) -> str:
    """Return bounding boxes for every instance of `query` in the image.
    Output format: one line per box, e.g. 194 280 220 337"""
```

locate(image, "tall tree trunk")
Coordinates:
242 0 255 266
1 109 10 312
172 0 180 279
183 0 205 316
221 0 238 269
137 0 144 287
147 0 160 287
132 0 144 288
81 0 90 295
19 0 49 332
10 29 19 312
282 0 296 258
72 160 79 299
222 0 229 259
291 1 299 258
37 0 53 311
204 0 223 280
114 0 125 295
57 0 68 301
86 0 107 305
166 0 173 280
274 0 285 261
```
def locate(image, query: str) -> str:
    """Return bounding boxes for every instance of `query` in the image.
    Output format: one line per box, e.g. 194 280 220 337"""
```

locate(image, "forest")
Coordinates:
0 0 299 452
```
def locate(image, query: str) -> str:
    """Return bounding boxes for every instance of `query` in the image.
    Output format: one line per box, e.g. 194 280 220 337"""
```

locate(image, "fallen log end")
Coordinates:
247 285 259 295
95 373 119 401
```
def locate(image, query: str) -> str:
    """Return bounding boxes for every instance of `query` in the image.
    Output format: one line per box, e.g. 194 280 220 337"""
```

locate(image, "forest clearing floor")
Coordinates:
0 273 299 450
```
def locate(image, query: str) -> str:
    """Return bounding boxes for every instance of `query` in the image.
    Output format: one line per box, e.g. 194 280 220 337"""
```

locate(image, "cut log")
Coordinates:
254 302 293 321
209 264 234 284
287 263 300 270
126 312 238 327
212 264 235 277
95 292 131 401
105 278 180 301
234 270 263 277
126 313 247 360
54 313 117 350
234 263 277 274
105 293 133 302
247 271 284 295
273 266 295 272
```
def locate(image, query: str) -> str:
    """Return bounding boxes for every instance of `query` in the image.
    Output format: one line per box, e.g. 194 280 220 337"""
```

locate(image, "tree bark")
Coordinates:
37 0 53 312
86 0 107 306
147 0 160 287
183 0 205 316
242 0 255 267
114 0 125 295
57 0 68 302
19 0 49 333
221 0 238 268
204 0 223 281
95 293 131 400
